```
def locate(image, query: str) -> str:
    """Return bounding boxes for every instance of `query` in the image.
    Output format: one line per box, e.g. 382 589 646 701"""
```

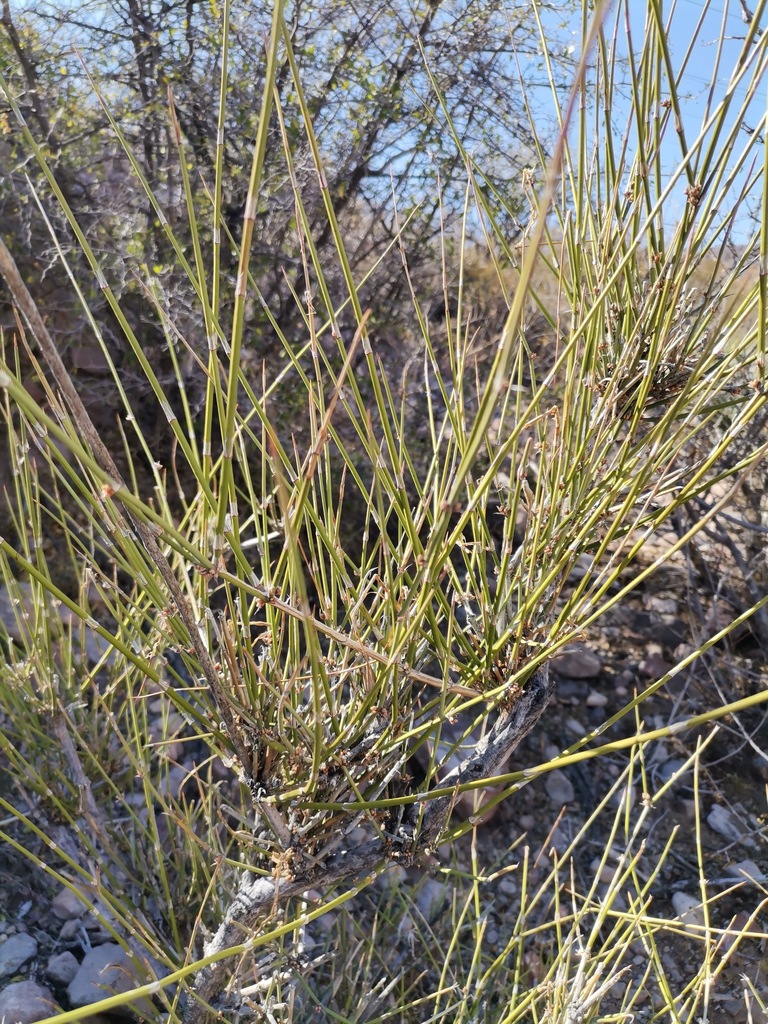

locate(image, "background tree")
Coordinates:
1 0 576 354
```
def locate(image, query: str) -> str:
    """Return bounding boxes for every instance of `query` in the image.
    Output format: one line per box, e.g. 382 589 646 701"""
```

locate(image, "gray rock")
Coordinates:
655 757 688 787
51 886 86 921
415 878 448 917
0 980 59 1023
726 859 763 883
45 951 80 985
568 554 593 581
81 626 117 668
373 865 407 892
565 717 587 737
58 919 86 944
545 769 575 805
555 678 587 700
547 825 569 853
610 784 637 812
67 943 157 1016
707 804 748 844
0 583 33 643
720 910 753 954
646 595 678 615
671 891 705 932
639 650 670 679
498 874 517 897
552 646 602 679
0 933 37 977
70 342 111 375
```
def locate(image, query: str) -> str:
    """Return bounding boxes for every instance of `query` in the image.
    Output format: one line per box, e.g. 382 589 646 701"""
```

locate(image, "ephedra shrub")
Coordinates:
1 1 767 1021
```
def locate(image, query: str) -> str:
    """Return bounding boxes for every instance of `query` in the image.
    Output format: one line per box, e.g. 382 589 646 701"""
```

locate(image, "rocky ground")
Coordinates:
0 521 767 1023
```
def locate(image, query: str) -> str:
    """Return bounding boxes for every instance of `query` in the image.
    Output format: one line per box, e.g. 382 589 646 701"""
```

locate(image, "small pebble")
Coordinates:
79 626 117 668
45 951 80 985
726 859 763 883
459 783 504 824
58 919 85 943
586 688 608 707
707 804 746 844
0 933 38 977
0 980 58 1024
639 650 670 679
67 943 156 1016
671 891 706 932
715 995 752 1015
673 643 695 663
310 910 336 936
555 679 585 700
545 769 575 806
655 757 688 787
568 555 593 581
148 696 167 716
680 798 697 819
610 785 636 812
373 865 407 892
51 887 86 922
498 875 517 897
646 596 678 615
552 647 602 680
416 878 448 917
88 901 117 929
589 858 616 885
158 764 188 798
547 826 568 854
397 912 416 943
720 911 753 954
565 717 587 737
648 743 669 765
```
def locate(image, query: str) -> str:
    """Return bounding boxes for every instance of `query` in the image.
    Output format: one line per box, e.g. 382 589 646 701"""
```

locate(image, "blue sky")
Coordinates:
645 0 767 238
546 0 768 245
